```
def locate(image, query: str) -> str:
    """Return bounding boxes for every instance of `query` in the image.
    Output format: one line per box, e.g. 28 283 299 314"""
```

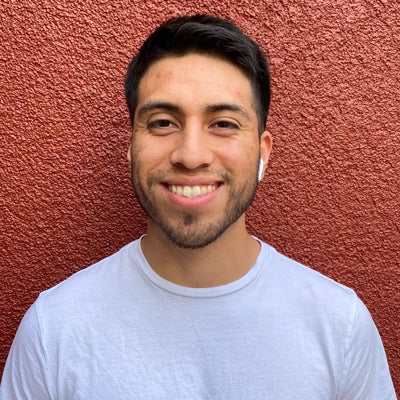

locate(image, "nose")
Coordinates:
169 120 214 170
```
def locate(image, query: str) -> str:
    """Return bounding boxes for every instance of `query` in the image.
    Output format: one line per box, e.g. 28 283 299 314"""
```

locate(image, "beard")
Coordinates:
130 159 258 250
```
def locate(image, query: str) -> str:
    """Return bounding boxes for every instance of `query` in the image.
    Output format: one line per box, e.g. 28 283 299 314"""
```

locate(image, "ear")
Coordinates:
126 144 132 162
258 130 273 181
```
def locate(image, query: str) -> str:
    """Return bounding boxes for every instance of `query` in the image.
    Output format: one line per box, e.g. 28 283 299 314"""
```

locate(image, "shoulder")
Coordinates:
261 240 357 303
34 240 140 318
260 241 396 397
44 240 136 292
258 241 365 339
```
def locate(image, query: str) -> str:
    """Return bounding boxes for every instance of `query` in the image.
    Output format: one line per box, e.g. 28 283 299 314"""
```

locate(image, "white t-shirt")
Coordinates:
0 238 396 399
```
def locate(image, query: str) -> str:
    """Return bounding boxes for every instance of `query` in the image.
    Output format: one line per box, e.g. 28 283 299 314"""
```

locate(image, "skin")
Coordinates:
127 53 272 287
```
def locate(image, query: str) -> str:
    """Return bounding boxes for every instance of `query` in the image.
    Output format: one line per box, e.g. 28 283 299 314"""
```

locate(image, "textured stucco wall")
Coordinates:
1 0 399 392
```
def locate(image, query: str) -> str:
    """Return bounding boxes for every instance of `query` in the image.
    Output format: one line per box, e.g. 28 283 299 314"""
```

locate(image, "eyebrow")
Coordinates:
136 101 181 120
205 103 252 122
136 101 252 122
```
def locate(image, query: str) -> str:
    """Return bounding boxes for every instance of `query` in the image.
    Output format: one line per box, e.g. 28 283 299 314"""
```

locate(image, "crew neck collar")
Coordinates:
131 236 271 298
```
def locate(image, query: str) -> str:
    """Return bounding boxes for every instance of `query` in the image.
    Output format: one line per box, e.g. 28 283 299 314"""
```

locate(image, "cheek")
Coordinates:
132 139 171 171
216 141 259 172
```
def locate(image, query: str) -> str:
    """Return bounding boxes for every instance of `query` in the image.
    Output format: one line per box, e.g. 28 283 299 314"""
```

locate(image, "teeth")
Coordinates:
169 184 217 198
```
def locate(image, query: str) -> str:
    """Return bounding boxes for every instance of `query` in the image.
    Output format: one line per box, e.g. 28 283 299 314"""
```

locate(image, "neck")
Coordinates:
140 216 260 288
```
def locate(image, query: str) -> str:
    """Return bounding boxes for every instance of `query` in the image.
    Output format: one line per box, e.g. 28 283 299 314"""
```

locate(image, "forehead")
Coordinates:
136 53 255 111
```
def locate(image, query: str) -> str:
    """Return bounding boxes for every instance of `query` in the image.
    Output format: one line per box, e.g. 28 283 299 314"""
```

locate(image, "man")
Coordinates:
1 14 396 399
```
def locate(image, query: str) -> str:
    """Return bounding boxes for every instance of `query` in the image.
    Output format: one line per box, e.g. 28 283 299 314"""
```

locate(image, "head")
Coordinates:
125 15 273 249
125 14 271 135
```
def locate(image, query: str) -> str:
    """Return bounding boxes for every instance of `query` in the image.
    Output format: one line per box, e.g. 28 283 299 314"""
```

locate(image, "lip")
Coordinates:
162 176 222 186
161 181 224 210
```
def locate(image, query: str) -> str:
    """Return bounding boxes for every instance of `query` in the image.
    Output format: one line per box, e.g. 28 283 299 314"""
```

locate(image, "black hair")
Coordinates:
124 14 271 134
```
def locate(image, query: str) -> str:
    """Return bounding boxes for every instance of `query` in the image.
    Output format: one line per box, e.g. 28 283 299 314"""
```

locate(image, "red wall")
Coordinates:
1 0 399 392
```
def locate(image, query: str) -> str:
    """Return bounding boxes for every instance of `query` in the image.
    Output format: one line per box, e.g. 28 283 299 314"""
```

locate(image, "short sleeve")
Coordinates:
0 302 53 400
338 297 397 399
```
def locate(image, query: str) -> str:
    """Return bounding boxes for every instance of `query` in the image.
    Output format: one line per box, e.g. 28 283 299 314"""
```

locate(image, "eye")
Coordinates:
210 120 240 132
148 119 175 129
147 119 178 134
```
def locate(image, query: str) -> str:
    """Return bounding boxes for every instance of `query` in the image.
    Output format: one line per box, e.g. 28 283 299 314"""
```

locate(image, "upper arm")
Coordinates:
338 297 396 400
0 302 53 400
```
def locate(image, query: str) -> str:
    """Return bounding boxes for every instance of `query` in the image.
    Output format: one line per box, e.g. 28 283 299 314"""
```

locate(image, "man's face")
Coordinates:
129 53 271 249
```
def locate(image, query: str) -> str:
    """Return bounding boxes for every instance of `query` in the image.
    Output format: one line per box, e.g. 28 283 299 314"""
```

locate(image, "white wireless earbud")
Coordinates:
257 158 264 182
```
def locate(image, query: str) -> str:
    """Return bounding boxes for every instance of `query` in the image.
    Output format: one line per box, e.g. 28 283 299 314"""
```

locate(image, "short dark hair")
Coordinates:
125 14 271 134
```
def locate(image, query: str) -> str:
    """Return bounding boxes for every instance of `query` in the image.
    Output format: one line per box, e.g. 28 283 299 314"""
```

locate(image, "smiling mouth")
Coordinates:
168 184 219 198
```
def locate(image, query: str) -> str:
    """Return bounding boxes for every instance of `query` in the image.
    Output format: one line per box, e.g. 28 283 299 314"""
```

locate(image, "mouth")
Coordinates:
167 184 219 198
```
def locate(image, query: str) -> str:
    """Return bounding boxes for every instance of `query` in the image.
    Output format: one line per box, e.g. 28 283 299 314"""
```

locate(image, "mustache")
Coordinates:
131 165 233 187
